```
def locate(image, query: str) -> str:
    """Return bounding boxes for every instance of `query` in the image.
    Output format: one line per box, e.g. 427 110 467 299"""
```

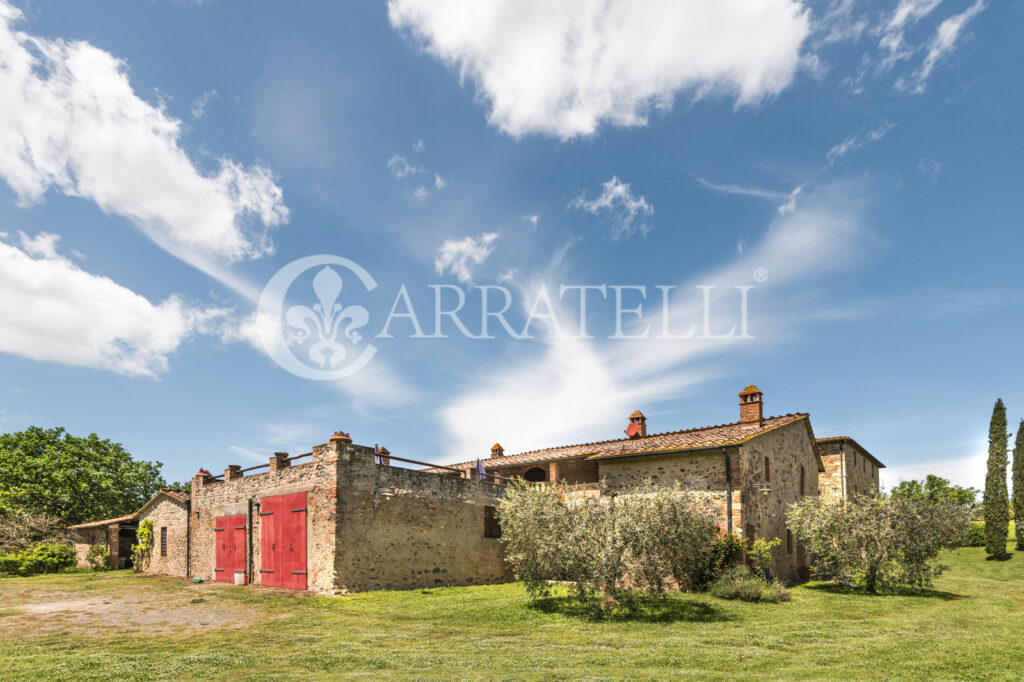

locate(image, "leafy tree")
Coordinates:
497 480 718 610
984 400 1010 559
0 427 166 526
890 475 979 510
787 492 969 593
1014 420 1024 551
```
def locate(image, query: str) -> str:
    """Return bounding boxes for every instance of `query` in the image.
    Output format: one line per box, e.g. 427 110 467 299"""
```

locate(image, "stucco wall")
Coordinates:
738 420 820 581
334 443 513 592
189 444 339 593
141 496 189 577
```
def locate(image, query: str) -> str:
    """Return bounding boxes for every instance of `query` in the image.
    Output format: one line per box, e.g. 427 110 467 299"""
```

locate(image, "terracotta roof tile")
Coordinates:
431 413 809 472
815 436 885 468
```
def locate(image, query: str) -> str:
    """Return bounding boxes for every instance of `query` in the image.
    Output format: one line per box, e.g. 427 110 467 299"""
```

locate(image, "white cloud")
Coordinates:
0 3 289 273
825 121 894 166
570 176 653 240
434 232 499 284
389 0 811 139
901 0 985 93
412 138 425 153
523 215 539 228
880 452 991 492
877 0 944 68
438 180 873 462
0 232 224 377
228 445 268 463
412 186 430 201
696 177 789 201
387 154 425 179
190 89 218 120
917 158 943 181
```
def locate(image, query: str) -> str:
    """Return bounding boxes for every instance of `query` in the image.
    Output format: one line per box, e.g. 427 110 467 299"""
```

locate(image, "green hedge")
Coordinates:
0 542 76 576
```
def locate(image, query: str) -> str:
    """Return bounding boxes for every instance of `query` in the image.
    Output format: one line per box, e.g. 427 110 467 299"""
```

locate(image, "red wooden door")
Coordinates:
215 514 245 583
259 493 307 589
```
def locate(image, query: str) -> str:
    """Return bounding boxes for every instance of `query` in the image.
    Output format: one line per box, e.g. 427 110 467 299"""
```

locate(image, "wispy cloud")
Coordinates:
439 179 874 462
434 232 499 284
899 0 986 93
0 3 289 294
387 141 446 199
570 176 653 240
190 89 219 119
228 445 269 463
826 121 895 166
695 177 805 215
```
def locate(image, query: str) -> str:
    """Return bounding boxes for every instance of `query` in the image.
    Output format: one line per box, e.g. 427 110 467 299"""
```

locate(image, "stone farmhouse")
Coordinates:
68 384 882 588
434 385 884 581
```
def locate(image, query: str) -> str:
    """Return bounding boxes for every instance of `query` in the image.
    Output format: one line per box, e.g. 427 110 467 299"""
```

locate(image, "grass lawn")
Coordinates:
2 546 1023 680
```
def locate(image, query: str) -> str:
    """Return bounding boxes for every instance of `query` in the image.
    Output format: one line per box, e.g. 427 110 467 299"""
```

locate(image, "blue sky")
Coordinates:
0 0 1020 489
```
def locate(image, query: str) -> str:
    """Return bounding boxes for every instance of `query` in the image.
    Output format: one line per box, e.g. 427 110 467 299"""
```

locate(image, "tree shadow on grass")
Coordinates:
803 583 962 600
527 594 733 623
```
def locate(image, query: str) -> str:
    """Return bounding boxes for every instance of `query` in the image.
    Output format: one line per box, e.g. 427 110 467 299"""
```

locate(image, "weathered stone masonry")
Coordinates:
185 437 512 593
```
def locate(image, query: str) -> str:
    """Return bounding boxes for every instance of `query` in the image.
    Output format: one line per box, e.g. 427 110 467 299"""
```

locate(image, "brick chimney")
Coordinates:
739 385 763 424
626 411 647 438
491 443 505 458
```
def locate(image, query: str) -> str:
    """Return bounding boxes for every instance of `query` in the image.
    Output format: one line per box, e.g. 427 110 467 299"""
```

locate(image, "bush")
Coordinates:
0 510 65 553
964 522 986 547
0 542 76 576
497 479 719 610
132 519 153 572
787 492 970 593
709 565 791 603
86 543 109 570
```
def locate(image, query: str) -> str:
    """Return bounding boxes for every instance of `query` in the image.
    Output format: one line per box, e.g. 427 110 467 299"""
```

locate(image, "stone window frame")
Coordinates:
483 506 501 539
160 526 167 557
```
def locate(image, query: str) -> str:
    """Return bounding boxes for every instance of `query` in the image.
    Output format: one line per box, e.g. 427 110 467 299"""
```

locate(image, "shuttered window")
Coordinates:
160 526 167 557
483 506 501 538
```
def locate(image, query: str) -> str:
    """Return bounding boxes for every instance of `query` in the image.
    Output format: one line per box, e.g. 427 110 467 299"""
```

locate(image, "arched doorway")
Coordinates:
523 467 547 482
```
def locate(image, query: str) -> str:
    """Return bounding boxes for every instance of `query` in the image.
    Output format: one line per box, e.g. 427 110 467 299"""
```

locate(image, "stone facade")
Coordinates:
185 438 512 593
138 493 190 577
68 526 107 569
817 438 883 501
598 419 820 581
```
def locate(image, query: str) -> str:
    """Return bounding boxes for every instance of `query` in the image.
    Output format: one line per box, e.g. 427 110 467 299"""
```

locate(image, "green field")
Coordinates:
2 546 1023 680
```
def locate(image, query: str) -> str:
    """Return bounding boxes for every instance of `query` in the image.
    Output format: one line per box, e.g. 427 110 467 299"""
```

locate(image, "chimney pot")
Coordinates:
491 443 505 457
626 411 647 438
739 385 764 424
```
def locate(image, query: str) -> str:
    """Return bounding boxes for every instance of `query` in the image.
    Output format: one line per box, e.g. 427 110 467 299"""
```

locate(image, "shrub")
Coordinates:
709 565 791 603
963 522 986 547
787 492 970 593
748 536 781 580
497 479 719 610
131 519 154 572
0 510 64 553
86 543 109 570
0 542 76 576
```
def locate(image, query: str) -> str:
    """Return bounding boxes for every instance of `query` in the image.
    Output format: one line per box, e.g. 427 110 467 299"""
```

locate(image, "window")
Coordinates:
160 526 167 557
745 523 755 540
764 457 771 483
800 466 805 496
483 506 501 538
786 529 793 554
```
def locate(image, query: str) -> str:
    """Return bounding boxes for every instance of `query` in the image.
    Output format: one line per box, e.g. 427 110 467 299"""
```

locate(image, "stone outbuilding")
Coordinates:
67 515 137 569
135 490 191 577
151 434 514 593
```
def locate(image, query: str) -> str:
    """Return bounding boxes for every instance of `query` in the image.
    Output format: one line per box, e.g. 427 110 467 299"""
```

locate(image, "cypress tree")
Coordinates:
1014 420 1024 551
984 399 1010 559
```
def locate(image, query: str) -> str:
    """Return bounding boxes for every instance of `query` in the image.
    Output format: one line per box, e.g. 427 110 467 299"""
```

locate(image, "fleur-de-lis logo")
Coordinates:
258 255 377 381
285 267 369 369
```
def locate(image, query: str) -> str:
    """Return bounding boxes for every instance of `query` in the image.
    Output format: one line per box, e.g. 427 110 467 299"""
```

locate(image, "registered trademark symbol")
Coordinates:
753 268 768 283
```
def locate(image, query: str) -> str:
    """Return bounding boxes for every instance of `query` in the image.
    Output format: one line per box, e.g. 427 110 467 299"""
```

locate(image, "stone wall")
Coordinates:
490 457 599 484
334 443 513 592
818 440 881 501
737 419 820 581
597 449 740 533
69 527 107 569
189 444 340 593
141 495 189 577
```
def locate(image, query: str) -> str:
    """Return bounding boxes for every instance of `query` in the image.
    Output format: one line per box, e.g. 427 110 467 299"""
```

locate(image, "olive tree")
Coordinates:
497 479 718 608
786 492 969 593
